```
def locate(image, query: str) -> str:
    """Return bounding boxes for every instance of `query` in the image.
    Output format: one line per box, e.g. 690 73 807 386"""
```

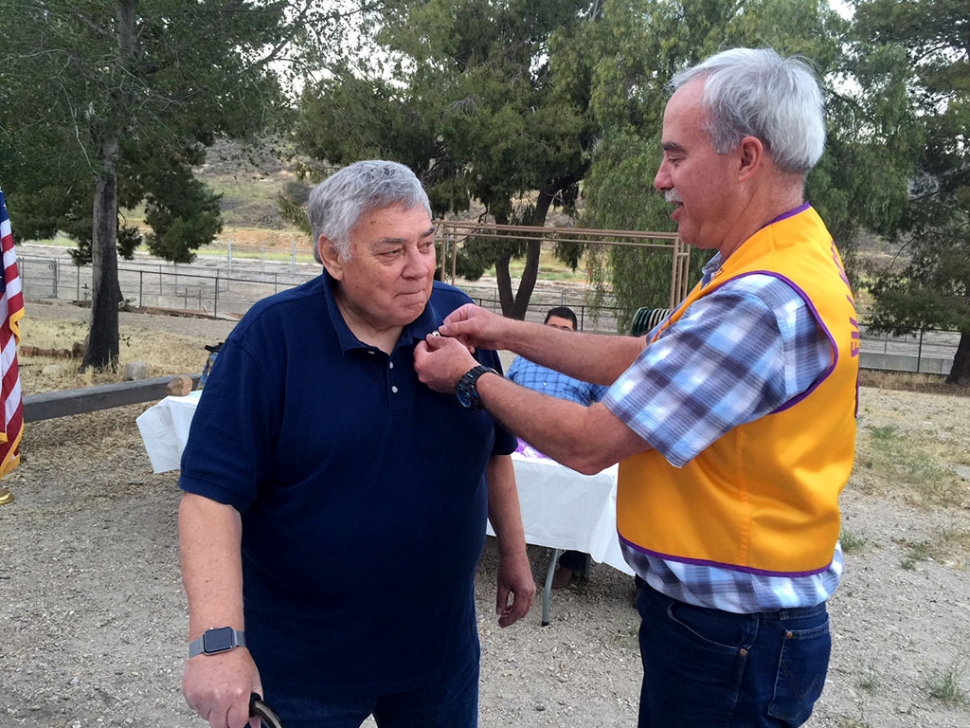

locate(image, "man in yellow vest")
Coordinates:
415 47 859 727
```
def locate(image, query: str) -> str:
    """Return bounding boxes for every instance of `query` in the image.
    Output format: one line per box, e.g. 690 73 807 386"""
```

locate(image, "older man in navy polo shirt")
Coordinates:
178 160 535 728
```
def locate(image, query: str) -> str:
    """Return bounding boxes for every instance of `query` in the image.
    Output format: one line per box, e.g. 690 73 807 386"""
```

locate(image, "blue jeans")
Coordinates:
636 585 830 728
266 655 479 728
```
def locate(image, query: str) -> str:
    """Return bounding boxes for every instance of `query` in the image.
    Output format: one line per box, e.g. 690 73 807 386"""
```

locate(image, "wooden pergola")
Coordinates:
435 221 690 310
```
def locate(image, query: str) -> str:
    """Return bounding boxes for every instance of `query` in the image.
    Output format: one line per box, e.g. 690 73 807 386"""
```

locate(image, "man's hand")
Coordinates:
183 649 262 728
495 549 536 628
437 304 507 350
414 334 479 392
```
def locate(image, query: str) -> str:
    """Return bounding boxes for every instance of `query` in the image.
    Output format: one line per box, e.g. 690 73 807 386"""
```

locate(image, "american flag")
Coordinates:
0 189 25 478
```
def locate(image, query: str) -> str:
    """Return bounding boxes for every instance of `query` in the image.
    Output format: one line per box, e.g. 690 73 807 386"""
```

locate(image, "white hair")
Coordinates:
307 160 431 260
670 48 826 175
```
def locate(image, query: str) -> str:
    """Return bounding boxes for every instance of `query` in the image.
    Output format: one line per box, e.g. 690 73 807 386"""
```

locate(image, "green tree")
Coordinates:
291 0 600 319
581 0 888 330
853 0 970 385
0 1 343 369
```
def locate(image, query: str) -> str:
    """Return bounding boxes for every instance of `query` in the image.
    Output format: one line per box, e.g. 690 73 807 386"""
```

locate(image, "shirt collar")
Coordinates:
701 254 723 287
321 271 442 354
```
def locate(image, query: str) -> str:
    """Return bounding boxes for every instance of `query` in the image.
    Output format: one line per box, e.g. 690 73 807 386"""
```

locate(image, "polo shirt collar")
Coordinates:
320 271 443 354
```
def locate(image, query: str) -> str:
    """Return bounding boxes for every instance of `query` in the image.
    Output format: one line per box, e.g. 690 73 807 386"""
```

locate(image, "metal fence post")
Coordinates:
139 271 143 307
214 270 219 318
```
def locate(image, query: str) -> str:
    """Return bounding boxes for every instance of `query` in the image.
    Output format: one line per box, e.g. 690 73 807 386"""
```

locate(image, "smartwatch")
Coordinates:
455 365 498 410
188 627 246 658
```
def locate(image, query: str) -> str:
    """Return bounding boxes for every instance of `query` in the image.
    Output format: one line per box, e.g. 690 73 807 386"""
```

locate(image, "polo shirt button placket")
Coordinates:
387 354 407 413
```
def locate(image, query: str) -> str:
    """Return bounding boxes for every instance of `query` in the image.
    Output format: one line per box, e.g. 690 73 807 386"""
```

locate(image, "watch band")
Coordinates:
456 365 498 410
188 627 246 658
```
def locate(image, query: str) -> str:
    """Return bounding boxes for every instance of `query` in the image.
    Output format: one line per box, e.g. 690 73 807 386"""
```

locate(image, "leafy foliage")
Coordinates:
0 0 339 367
581 0 874 326
290 0 600 318
854 0 970 384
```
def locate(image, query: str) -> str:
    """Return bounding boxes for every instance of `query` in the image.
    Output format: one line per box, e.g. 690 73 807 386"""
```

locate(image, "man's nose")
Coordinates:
654 162 670 192
403 246 433 277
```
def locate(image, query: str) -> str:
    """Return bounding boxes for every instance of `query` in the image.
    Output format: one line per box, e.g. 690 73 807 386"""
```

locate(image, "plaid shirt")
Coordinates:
507 357 608 406
603 255 843 613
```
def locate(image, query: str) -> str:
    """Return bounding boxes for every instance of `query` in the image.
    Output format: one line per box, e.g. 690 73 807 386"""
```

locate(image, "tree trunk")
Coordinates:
509 240 541 320
946 330 970 386
82 1 135 371
494 181 567 320
495 250 515 316
83 137 121 371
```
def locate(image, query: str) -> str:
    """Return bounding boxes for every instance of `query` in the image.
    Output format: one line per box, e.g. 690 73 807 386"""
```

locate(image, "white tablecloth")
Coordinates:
137 391 632 576
487 455 631 575
136 390 203 474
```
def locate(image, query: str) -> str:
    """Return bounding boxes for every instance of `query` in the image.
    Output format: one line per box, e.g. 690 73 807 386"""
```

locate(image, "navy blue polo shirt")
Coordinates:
179 273 515 695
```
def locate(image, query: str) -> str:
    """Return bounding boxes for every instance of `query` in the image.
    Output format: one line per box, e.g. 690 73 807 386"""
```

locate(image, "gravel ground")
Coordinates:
1 302 969 727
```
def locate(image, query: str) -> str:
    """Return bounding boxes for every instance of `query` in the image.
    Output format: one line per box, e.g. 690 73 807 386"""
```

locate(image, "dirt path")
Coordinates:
1 303 969 727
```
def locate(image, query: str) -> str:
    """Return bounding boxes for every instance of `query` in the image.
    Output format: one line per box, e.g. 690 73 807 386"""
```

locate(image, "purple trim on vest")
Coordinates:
717 270 838 414
618 532 833 578
763 202 811 228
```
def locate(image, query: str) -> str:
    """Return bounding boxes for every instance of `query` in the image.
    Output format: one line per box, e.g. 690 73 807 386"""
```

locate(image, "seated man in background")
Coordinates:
507 306 607 588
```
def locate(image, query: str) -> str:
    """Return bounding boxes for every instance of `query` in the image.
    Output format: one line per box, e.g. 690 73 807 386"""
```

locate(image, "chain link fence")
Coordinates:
17 253 961 377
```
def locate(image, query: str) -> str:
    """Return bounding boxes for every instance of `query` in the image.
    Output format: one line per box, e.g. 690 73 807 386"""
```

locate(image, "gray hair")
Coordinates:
307 160 432 261
670 48 826 175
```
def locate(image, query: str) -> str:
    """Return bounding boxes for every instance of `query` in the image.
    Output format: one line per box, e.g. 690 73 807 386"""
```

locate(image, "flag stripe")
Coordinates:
0 188 25 478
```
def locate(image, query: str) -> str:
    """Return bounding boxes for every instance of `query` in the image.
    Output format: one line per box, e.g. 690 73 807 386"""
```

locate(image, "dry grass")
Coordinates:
854 422 969 509
860 369 970 398
895 529 970 571
17 314 215 395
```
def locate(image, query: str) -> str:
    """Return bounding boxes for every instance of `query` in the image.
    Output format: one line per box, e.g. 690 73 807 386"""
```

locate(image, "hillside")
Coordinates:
194 139 313 251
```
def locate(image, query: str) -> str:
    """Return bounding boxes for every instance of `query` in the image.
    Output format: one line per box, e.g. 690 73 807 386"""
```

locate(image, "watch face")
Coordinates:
202 627 235 653
456 368 482 409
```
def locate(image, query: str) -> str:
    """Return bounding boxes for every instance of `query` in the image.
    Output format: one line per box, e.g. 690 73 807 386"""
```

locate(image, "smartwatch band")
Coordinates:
188 627 246 658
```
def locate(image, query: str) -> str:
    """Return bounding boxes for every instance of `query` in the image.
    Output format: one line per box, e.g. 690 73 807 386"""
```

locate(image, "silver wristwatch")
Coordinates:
188 627 246 657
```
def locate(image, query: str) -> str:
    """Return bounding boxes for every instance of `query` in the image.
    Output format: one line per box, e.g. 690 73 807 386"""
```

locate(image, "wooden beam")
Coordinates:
23 375 200 422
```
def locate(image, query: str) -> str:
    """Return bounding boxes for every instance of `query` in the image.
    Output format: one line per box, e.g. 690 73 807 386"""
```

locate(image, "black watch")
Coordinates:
455 365 498 410
188 627 246 657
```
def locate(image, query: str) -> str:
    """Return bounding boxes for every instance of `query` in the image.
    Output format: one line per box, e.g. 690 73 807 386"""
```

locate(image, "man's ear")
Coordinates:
312 234 325 265
737 136 765 183
319 236 345 280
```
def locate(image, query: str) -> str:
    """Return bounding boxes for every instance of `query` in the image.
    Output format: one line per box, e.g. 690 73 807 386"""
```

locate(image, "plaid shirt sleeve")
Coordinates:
603 274 831 468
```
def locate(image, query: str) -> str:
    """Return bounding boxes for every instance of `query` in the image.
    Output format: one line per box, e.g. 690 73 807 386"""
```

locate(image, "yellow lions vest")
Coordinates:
617 206 859 576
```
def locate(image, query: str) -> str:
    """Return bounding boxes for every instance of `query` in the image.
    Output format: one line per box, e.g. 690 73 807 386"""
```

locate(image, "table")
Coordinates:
137 390 203 474
490 450 631 623
137 392 633 623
